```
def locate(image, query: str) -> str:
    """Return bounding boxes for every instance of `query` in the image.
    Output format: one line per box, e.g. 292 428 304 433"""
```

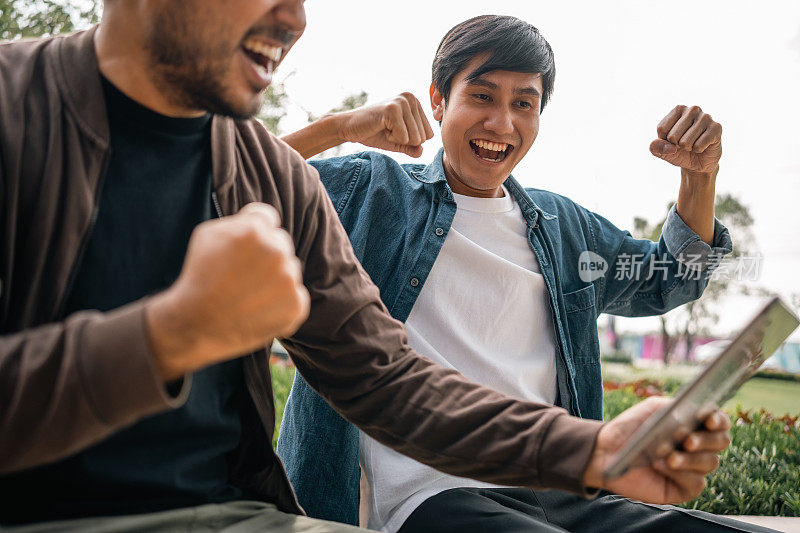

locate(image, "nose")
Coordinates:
483 106 514 136
276 0 306 34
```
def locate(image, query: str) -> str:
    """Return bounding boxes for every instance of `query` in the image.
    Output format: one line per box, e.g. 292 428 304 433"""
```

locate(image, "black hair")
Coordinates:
432 15 555 111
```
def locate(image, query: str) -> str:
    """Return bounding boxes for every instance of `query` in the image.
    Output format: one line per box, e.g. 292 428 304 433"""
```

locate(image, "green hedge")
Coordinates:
271 364 295 447
687 410 800 516
754 369 800 383
600 352 633 364
605 388 800 516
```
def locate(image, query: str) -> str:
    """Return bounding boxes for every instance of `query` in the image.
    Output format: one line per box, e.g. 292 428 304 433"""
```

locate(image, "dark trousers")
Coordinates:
398 488 778 533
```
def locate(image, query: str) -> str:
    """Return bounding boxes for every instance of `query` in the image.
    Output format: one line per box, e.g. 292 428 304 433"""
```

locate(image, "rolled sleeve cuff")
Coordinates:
661 205 732 271
77 300 191 427
536 414 604 497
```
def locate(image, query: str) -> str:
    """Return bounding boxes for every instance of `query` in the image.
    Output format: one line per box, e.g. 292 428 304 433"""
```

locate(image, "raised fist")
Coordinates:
650 105 722 175
146 202 310 380
337 92 435 157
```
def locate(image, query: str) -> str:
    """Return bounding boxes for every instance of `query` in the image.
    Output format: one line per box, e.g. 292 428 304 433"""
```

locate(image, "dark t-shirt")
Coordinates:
0 78 246 523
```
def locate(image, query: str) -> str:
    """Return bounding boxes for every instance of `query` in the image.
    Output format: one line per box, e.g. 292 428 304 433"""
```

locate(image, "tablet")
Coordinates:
603 296 800 480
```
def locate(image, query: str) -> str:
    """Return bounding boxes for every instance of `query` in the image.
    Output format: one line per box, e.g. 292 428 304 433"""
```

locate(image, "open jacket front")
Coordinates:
278 150 733 525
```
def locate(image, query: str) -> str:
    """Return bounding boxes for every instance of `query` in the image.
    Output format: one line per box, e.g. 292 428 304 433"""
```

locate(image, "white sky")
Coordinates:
278 1 800 337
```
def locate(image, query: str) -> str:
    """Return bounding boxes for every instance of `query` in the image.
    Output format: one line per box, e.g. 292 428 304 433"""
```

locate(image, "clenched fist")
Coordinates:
650 105 722 175
337 92 435 157
146 203 310 381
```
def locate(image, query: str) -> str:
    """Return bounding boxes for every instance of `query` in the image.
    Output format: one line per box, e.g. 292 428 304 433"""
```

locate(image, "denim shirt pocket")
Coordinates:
563 284 604 420
563 284 599 365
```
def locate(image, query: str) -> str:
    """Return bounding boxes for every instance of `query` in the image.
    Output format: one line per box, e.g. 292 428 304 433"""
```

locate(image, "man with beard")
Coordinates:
0 2 734 532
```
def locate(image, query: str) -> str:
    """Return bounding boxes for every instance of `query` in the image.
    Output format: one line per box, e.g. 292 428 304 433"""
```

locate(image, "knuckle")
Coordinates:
276 262 298 287
262 229 293 260
260 203 280 219
192 219 212 238
234 219 261 244
689 105 702 114
288 287 310 323
295 286 310 316
711 454 720 470
667 133 680 144
687 478 703 497
288 256 303 281
274 228 296 255
241 202 280 227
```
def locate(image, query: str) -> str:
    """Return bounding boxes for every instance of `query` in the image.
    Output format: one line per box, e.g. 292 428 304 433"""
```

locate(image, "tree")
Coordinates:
633 194 759 363
1 0 100 40
258 83 290 136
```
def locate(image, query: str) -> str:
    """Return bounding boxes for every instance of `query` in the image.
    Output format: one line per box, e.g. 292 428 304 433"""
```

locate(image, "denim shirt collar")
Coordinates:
412 148 558 225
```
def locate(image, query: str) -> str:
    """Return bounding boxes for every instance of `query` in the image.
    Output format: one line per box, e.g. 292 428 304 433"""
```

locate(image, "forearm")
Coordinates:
675 166 718 246
282 113 345 159
0 302 187 474
286 331 603 492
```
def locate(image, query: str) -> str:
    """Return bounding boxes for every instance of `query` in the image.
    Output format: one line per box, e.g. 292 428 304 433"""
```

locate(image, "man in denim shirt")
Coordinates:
278 15 767 533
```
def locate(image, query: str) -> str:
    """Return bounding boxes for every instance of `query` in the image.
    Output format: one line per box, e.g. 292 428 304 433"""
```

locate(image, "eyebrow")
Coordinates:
465 77 541 97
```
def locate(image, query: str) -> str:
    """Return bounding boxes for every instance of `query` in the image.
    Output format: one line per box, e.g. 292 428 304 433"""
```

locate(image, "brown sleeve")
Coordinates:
0 301 190 474
274 144 603 494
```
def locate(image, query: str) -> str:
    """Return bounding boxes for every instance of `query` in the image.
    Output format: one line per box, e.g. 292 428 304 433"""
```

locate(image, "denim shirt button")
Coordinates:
410 277 419 287
435 228 444 237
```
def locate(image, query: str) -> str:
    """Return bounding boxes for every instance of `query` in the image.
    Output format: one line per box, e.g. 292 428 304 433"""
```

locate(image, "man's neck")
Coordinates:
94 19 205 118
441 157 505 198
447 178 505 198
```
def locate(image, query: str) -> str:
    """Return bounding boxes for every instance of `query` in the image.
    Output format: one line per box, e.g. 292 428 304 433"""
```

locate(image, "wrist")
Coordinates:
145 288 204 382
681 164 718 186
582 435 606 489
282 113 348 159
323 112 349 144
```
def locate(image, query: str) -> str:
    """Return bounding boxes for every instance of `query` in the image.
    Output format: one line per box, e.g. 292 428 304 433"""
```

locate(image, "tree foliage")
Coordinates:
0 0 100 41
258 83 290 136
632 194 760 363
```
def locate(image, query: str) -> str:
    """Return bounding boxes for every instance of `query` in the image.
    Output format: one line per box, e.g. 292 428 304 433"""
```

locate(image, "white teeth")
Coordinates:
254 63 269 79
472 139 509 152
242 38 282 62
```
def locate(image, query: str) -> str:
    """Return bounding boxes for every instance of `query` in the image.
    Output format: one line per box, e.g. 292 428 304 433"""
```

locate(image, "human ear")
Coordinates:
430 83 445 122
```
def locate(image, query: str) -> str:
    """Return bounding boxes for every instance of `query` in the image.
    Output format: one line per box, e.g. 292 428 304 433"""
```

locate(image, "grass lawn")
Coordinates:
603 362 800 416
724 377 800 416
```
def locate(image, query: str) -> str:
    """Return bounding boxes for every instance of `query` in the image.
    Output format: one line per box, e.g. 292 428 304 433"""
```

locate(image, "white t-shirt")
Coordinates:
359 186 558 532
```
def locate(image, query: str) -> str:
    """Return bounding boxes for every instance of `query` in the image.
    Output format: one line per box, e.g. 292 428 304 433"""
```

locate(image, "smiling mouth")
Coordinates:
241 37 283 79
470 139 513 162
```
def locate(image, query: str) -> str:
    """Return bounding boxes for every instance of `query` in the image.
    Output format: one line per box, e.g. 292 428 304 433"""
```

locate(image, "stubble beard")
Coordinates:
144 8 262 119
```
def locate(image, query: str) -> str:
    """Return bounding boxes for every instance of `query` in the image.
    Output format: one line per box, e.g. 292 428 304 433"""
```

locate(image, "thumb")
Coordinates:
650 139 678 159
402 145 424 158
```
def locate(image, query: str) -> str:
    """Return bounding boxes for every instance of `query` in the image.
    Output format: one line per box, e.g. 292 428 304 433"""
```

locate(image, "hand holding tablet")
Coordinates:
583 297 799 503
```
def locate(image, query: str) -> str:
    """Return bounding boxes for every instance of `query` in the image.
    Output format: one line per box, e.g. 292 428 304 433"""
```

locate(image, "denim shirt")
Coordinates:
277 149 732 525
